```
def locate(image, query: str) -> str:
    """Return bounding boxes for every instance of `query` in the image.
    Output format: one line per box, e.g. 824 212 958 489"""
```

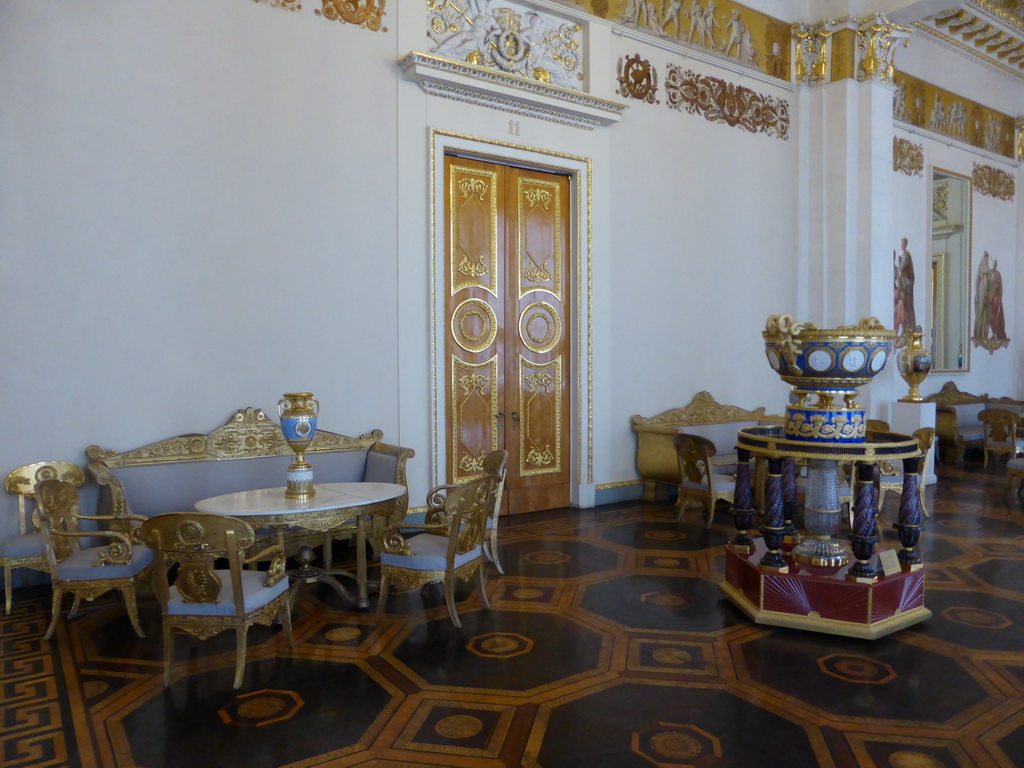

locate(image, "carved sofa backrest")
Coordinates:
922 381 990 463
86 407 414 522
631 391 776 502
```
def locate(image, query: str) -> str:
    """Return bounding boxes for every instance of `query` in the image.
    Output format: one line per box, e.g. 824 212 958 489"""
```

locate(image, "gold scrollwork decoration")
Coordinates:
458 373 490 396
459 178 489 201
252 0 302 11
524 188 552 209
893 137 924 176
315 0 387 32
972 163 1016 201
519 302 561 353
452 298 498 353
664 65 789 140
617 54 659 104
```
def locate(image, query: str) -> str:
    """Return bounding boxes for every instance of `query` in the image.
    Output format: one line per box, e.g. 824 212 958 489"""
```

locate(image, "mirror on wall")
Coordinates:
930 168 971 372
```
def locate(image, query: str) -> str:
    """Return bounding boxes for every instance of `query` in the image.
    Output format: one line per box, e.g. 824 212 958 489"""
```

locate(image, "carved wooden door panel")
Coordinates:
444 155 571 515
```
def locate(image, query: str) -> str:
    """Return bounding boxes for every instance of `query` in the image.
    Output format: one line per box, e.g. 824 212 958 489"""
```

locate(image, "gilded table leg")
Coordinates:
355 516 369 609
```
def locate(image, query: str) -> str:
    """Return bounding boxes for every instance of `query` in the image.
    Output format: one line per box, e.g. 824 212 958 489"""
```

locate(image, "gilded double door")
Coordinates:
444 155 571 516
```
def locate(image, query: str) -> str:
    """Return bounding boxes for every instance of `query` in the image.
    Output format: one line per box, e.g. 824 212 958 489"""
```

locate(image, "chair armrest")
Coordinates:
243 544 287 587
380 522 448 556
51 528 136 566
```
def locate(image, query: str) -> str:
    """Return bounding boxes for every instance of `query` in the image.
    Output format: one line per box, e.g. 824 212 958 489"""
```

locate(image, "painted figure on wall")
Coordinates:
893 238 916 337
974 251 1007 341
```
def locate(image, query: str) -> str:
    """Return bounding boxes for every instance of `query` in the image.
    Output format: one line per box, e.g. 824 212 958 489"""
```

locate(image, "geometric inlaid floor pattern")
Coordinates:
5 459 1024 767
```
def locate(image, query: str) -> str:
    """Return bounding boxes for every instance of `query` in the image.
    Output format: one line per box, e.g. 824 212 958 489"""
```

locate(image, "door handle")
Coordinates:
511 411 520 424
495 411 504 431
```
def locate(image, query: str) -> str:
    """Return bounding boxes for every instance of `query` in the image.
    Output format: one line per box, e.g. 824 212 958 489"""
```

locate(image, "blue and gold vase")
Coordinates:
278 392 319 499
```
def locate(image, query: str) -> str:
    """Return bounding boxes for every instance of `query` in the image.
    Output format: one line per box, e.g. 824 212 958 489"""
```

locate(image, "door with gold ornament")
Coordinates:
444 155 572 516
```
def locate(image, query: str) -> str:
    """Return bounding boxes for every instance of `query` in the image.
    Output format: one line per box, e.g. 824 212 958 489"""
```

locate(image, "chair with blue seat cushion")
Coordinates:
377 474 497 627
3 461 85 615
424 450 508 574
137 512 293 689
673 433 734 528
34 466 154 640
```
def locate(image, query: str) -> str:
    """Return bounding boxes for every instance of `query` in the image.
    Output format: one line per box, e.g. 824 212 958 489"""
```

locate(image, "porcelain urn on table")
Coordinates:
278 392 319 499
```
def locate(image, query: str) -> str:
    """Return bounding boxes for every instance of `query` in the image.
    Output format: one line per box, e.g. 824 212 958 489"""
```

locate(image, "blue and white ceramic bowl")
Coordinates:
763 315 896 393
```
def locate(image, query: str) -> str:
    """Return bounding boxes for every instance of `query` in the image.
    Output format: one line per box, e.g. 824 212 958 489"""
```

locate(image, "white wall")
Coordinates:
1 1 1020 564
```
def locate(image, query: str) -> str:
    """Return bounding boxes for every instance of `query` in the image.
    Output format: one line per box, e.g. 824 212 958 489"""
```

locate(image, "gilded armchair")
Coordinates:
425 450 508 573
137 512 293 689
672 433 734 528
979 409 1024 467
3 461 85 615
34 466 155 640
377 474 496 627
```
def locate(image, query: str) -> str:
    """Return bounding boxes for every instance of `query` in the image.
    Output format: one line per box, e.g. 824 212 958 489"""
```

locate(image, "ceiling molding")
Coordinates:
917 2 1024 80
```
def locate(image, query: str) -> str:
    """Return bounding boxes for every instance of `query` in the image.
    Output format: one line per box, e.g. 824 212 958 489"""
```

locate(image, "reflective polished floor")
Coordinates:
6 458 1024 767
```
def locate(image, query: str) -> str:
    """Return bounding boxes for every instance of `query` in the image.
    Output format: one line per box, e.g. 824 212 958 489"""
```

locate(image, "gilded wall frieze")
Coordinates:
316 0 387 31
427 1 583 88
972 163 1016 200
893 70 1015 158
558 0 790 81
664 65 789 140
617 54 659 103
893 137 924 176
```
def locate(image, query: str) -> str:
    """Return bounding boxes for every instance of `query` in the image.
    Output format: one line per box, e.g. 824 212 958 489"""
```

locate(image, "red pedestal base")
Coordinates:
719 540 931 639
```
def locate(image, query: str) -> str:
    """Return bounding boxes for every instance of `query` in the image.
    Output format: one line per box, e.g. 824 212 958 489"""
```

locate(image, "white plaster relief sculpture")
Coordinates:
427 0 582 89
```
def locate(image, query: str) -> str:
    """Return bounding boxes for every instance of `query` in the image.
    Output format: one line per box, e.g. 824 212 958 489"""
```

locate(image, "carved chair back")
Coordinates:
672 434 716 487
980 408 1020 444
5 461 85 537
34 470 88 566
138 512 267 611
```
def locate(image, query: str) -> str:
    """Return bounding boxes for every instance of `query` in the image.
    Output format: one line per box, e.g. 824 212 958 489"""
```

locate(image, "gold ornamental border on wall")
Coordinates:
617 54 659 104
893 137 924 176
664 65 789 140
973 163 1016 201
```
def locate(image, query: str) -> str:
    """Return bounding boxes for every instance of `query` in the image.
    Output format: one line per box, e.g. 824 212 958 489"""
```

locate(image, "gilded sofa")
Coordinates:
631 391 778 502
922 381 990 463
86 407 414 560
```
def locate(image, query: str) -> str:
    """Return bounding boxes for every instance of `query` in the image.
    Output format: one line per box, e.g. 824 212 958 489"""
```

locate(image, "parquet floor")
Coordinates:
5 458 1024 767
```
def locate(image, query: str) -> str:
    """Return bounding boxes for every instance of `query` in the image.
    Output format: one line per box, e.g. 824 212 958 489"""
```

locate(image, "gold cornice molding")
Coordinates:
400 52 627 130
919 4 1024 80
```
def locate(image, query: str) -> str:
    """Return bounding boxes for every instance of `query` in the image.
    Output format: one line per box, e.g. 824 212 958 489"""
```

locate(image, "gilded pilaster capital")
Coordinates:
854 12 911 84
792 19 841 85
